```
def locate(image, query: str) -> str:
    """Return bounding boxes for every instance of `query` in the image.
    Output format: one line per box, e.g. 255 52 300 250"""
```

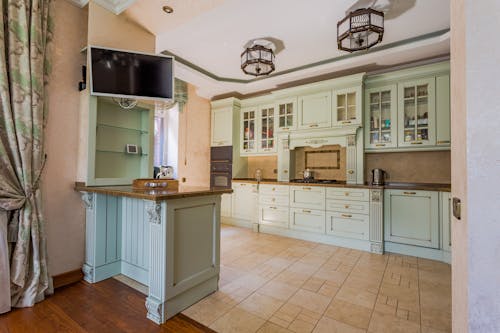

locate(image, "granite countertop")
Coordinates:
232 178 451 192
75 182 233 201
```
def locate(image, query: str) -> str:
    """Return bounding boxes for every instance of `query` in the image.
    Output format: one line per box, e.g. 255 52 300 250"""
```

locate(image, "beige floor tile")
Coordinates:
288 318 316 333
421 309 451 332
335 286 377 309
274 269 311 288
313 316 366 333
237 292 284 320
421 325 450 333
302 276 326 293
210 307 266 333
259 280 299 301
256 322 294 333
313 267 349 285
367 311 420 333
324 298 372 329
317 281 340 298
182 295 233 327
288 289 332 315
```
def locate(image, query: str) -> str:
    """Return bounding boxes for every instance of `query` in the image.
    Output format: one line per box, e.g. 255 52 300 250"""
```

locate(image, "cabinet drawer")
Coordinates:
326 188 369 202
259 184 289 196
290 208 326 234
326 212 369 240
260 205 289 229
260 195 290 206
326 199 369 215
289 186 325 210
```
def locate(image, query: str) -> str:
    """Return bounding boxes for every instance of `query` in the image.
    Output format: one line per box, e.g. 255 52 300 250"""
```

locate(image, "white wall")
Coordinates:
451 0 500 331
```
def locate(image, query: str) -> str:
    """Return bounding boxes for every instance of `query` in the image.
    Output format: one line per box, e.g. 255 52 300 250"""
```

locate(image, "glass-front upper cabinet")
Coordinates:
276 98 297 132
241 107 257 154
365 85 397 149
398 78 436 147
258 104 276 153
333 86 362 126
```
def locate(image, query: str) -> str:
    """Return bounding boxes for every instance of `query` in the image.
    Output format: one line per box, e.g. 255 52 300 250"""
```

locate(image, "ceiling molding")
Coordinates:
163 28 450 85
67 0 89 8
91 0 137 15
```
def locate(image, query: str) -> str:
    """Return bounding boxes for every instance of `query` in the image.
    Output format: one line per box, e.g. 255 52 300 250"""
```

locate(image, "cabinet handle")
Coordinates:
282 127 289 131
309 124 319 128
375 143 386 147
347 170 354 174
302 209 311 213
272 188 276 191
341 120 352 124
270 206 277 210
437 140 450 144
341 214 352 218
344 192 350 196
344 205 350 209
240 183 246 186
272 198 276 202
283 170 288 174
410 141 423 145
403 191 416 195
302 187 312 190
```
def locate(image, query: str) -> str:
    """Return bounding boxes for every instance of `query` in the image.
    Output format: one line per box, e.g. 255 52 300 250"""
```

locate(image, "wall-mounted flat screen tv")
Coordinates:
90 46 174 101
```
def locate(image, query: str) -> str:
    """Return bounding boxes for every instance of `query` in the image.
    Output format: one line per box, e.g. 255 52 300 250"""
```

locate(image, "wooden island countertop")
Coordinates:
75 182 233 201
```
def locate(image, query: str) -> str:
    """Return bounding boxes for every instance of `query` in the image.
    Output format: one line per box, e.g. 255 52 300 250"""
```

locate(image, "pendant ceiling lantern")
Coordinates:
337 8 384 53
241 39 276 77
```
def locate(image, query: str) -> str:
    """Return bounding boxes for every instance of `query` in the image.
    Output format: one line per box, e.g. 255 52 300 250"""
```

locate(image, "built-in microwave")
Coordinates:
210 146 232 189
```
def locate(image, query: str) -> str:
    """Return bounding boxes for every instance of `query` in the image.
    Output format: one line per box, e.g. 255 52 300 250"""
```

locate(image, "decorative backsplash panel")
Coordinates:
294 145 347 180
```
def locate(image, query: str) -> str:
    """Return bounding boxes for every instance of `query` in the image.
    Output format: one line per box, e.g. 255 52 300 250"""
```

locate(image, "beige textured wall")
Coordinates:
450 0 468 330
87 2 155 52
247 156 278 179
42 1 87 275
364 151 451 184
177 84 211 187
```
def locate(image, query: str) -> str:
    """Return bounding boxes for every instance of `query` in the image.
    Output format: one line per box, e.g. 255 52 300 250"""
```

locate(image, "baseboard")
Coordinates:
53 269 84 289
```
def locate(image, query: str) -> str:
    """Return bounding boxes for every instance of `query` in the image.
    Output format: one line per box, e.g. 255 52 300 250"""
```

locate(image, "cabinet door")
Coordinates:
260 205 289 228
436 75 451 146
326 212 369 240
297 91 332 130
365 85 398 149
276 98 297 132
333 86 362 126
221 193 232 217
211 107 232 147
232 182 257 220
290 208 326 234
258 104 277 153
440 192 452 252
240 107 258 155
384 190 440 248
289 186 326 210
398 78 436 147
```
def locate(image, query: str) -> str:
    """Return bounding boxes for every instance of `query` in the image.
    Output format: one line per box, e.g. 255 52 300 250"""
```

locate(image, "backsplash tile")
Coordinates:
294 145 347 181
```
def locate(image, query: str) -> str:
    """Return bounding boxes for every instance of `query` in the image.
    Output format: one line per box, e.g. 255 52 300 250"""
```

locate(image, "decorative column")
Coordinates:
346 134 357 184
369 189 384 254
81 192 96 282
144 200 167 324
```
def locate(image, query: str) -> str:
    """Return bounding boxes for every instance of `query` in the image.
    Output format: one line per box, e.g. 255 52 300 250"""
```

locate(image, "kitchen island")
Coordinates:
75 182 232 324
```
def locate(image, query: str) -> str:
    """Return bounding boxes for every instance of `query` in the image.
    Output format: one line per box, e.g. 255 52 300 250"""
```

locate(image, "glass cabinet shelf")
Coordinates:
365 85 397 149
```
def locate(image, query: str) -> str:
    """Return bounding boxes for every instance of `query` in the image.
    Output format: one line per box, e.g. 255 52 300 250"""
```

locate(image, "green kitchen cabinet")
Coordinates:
82 96 153 186
332 86 362 127
436 75 451 146
276 97 297 132
364 85 398 149
297 91 332 130
397 77 436 147
440 191 452 252
211 107 233 147
384 189 440 248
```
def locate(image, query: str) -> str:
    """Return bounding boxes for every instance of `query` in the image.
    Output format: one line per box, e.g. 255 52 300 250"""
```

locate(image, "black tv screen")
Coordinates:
90 47 174 101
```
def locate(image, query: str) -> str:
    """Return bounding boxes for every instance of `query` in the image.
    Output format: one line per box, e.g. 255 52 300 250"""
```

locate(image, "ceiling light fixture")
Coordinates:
162 5 173 14
241 39 276 77
337 8 384 52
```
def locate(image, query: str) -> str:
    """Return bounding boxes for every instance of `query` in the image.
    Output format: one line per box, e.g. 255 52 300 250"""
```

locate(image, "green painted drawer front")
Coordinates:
384 190 439 248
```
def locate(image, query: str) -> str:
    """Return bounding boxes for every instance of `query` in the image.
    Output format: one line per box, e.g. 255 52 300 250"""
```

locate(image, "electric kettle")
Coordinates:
371 168 387 185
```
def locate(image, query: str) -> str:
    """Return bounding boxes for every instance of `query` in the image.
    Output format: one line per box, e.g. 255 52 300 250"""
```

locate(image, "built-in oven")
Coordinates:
210 146 232 189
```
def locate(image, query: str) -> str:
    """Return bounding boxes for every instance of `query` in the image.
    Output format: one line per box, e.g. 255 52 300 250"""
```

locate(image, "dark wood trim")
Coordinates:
52 269 83 289
176 313 218 333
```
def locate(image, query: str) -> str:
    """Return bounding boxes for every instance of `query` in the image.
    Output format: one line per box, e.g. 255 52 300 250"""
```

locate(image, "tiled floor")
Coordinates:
183 225 452 333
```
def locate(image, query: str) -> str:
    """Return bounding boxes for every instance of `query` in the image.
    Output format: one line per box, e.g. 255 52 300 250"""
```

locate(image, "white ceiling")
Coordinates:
122 0 450 98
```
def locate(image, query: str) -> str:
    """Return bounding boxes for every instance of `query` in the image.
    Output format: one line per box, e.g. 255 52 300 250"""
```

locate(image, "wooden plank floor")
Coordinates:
0 279 215 333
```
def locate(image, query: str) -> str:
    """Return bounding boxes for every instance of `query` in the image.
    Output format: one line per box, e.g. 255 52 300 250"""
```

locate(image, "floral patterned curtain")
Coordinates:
0 0 54 313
